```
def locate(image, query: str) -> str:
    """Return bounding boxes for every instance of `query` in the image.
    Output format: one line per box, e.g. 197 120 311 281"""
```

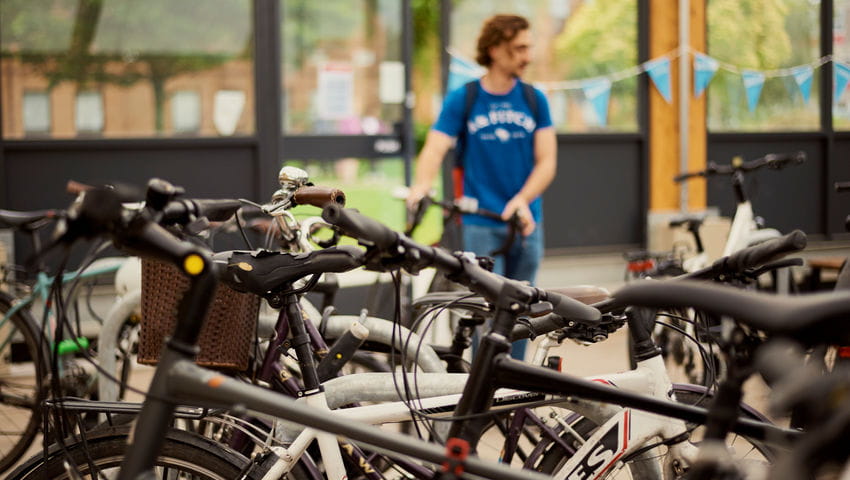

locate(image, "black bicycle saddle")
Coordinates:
216 245 365 295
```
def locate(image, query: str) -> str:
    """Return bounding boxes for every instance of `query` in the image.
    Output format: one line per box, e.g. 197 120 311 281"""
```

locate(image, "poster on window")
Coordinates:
317 63 355 120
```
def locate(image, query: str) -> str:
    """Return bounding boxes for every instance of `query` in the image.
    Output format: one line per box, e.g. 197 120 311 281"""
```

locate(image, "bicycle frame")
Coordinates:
2 258 125 339
2 258 126 388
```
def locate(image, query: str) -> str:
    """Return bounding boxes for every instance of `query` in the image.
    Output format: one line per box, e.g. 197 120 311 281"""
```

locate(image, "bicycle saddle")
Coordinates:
614 280 850 346
0 209 57 230
216 245 365 295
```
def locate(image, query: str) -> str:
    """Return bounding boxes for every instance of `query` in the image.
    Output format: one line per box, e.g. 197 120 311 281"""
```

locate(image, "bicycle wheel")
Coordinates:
7 425 265 479
531 386 775 478
0 292 48 474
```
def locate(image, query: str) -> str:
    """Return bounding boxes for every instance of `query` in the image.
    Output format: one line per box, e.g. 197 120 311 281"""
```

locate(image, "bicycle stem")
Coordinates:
117 263 217 480
447 279 535 449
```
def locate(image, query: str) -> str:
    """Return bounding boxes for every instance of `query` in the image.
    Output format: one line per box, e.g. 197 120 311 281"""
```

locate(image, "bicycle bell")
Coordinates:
278 166 309 190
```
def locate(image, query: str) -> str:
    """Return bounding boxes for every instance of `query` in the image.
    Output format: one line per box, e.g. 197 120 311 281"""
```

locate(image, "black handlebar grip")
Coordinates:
764 151 806 169
510 313 567 341
713 229 807 274
192 199 243 222
120 220 207 268
835 181 850 193
322 204 398 250
544 290 601 324
160 199 241 224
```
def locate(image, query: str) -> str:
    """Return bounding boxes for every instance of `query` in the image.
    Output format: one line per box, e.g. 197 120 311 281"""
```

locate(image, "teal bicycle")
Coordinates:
0 207 129 474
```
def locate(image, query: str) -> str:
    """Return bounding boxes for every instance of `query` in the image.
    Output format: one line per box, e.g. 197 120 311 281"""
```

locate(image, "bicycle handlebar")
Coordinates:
322 203 601 324
674 151 806 183
835 181 850 193
161 198 243 224
404 192 522 257
705 229 807 277
323 204 399 251
57 186 208 270
293 186 346 209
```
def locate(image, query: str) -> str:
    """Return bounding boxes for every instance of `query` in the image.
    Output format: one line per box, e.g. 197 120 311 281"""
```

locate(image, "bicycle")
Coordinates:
11 182 800 479
612 277 850 479
0 207 133 473
625 151 807 386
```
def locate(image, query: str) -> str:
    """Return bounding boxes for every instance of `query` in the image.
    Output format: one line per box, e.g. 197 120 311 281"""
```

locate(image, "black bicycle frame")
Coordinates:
446 301 800 451
117 262 218 478
227 289 434 480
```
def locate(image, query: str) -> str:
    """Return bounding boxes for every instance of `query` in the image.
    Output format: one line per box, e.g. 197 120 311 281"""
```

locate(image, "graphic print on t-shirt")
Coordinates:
467 101 537 139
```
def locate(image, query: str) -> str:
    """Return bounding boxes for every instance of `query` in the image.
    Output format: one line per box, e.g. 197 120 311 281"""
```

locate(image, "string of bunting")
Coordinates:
447 47 850 126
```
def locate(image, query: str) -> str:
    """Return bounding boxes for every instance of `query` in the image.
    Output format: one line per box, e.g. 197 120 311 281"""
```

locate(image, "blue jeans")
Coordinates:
463 223 543 361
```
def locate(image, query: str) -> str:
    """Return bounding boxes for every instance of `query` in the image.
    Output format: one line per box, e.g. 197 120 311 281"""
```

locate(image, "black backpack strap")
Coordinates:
455 80 480 170
520 81 539 122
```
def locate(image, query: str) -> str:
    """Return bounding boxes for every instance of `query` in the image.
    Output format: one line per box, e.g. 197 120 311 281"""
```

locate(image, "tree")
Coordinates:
553 0 638 79
2 0 251 134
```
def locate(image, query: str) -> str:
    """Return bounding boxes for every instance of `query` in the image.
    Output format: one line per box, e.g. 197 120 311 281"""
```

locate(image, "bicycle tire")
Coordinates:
531 386 775 478
0 292 49 474
6 425 266 479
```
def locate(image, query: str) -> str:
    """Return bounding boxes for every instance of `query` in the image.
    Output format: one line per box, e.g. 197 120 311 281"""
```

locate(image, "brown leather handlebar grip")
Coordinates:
293 186 346 208
67 180 94 195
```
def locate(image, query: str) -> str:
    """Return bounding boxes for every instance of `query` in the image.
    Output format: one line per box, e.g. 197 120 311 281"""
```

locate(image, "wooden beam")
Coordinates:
649 0 706 211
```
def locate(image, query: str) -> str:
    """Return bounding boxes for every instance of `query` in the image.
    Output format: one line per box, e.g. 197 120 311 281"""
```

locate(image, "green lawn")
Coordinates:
284 158 444 246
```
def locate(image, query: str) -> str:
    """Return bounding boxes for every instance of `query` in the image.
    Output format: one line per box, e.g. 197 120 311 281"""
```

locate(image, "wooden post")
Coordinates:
649 0 706 212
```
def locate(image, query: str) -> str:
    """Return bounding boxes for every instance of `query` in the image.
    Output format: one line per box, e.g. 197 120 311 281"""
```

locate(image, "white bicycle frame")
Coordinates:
257 343 698 480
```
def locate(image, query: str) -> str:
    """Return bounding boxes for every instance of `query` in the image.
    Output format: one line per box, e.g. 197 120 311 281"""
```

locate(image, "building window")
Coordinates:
22 91 50 134
1 0 254 139
171 90 201 134
282 0 403 135
707 0 821 132
450 0 639 133
75 91 104 134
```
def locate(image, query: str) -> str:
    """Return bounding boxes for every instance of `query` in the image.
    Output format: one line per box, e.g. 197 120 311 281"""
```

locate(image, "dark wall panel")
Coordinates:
830 137 850 235
3 146 258 211
706 138 823 236
543 139 644 249
3 145 258 263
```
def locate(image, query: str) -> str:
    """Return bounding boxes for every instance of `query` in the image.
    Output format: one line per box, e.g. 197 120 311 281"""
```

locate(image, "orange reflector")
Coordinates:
208 376 225 388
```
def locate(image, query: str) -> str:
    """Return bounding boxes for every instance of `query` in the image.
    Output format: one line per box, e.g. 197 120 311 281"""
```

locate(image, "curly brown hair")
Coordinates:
475 15 530 67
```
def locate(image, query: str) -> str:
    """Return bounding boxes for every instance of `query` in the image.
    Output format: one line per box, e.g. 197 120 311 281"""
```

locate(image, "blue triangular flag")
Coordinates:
644 57 672 103
447 53 484 92
742 70 765 112
791 65 813 103
835 61 850 103
582 78 612 126
693 52 719 98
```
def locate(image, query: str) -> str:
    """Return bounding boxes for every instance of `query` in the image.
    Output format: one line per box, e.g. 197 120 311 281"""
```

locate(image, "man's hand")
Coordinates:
406 184 431 209
502 196 535 236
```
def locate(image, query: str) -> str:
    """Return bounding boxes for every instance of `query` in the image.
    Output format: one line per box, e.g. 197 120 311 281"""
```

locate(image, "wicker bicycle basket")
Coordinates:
138 258 259 370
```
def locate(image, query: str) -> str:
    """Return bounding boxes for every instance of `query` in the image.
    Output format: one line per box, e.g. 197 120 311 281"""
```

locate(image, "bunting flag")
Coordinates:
791 65 814 103
835 61 850 102
742 70 765 112
582 78 612 126
644 57 672 102
693 52 719 98
447 54 484 92
444 47 843 118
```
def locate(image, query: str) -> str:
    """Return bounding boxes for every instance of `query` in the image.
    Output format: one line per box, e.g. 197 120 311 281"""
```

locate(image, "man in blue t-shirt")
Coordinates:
408 14 557 361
